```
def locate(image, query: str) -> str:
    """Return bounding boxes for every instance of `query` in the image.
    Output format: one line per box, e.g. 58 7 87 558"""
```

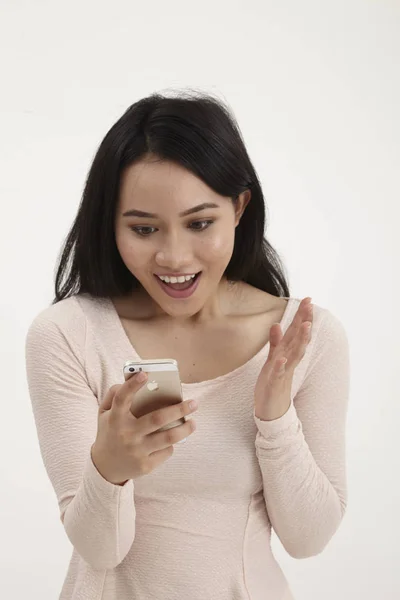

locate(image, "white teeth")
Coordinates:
157 274 196 284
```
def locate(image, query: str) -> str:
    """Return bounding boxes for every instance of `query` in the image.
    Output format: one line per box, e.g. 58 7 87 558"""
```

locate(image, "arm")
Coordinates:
253 308 350 559
25 308 136 570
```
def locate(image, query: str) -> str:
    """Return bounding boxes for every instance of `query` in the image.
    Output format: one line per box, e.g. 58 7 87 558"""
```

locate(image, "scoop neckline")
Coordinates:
105 295 296 390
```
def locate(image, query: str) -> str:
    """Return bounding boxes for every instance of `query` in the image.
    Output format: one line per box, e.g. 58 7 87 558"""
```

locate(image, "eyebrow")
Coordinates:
122 202 220 219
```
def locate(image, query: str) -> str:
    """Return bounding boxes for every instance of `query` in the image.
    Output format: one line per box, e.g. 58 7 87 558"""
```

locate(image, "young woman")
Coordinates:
25 90 350 600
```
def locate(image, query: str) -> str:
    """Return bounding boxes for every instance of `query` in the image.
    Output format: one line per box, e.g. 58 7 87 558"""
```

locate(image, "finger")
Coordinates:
302 320 313 342
266 323 282 361
299 297 313 322
139 398 198 437
99 384 121 414
146 412 197 452
285 297 312 345
110 371 148 416
269 323 283 348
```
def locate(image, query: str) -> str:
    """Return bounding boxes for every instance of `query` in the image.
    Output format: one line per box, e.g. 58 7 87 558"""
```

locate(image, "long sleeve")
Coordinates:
253 308 350 559
25 308 136 570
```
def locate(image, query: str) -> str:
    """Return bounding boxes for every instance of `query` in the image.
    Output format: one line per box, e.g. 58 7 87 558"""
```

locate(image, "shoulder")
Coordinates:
284 296 348 350
24 294 94 356
294 301 350 381
229 281 288 317
26 295 83 333
309 303 349 352
234 283 348 341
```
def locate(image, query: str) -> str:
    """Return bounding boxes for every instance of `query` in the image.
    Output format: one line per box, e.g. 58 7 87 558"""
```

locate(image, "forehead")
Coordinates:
118 159 220 211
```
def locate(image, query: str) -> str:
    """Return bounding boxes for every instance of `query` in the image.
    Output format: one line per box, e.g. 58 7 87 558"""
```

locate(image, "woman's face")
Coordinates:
115 157 250 318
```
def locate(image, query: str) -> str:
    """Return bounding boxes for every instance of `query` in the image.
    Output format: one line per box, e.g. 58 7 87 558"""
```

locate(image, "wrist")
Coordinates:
90 443 128 486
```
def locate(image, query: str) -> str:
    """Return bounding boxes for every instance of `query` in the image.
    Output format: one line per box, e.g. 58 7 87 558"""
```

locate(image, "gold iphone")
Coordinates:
123 359 187 442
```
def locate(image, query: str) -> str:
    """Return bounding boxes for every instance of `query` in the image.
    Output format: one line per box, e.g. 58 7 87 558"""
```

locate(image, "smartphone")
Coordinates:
123 359 187 443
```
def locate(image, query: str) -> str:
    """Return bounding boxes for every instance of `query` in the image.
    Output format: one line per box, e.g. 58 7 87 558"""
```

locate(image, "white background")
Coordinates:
1 1 399 598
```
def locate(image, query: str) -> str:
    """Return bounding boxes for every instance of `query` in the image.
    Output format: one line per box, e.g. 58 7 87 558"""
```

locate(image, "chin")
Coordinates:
153 286 208 318
154 292 205 314
133 268 225 316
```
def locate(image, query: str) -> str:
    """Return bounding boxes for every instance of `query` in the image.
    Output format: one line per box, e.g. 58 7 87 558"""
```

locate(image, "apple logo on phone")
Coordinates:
147 381 159 392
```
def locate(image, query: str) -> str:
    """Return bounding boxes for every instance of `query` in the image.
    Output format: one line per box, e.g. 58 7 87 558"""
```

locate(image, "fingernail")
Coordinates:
136 371 146 382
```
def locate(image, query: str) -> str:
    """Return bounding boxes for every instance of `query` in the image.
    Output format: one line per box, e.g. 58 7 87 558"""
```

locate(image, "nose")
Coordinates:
155 232 193 271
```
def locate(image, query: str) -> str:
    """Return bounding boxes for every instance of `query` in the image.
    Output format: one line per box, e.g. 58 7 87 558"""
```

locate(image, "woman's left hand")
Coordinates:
254 297 314 421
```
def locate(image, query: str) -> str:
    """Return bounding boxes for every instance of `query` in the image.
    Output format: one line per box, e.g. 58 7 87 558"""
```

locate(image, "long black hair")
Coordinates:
52 89 290 305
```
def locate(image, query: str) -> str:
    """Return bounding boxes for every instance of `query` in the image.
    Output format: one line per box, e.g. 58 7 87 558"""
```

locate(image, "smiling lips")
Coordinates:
154 272 202 299
156 273 197 284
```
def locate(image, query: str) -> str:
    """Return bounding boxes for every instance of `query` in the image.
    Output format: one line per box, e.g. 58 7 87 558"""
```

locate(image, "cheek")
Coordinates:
116 232 150 271
197 228 235 262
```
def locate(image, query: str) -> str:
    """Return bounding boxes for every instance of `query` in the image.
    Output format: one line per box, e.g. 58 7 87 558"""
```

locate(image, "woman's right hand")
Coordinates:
91 371 198 485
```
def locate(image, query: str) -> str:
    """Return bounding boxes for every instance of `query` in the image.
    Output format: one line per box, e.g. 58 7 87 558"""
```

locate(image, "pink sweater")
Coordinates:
25 293 350 600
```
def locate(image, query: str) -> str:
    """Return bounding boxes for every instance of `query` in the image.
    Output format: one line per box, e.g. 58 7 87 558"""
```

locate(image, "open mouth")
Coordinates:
154 272 202 298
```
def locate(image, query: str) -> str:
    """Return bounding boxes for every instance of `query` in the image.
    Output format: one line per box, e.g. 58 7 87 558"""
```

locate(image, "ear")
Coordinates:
234 190 251 226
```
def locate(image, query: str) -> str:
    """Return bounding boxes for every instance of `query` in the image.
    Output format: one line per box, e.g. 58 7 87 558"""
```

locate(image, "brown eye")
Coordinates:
129 226 157 236
189 220 214 231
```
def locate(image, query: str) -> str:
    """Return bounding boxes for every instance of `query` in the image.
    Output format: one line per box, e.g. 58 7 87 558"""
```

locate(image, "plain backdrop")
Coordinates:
1 1 399 599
